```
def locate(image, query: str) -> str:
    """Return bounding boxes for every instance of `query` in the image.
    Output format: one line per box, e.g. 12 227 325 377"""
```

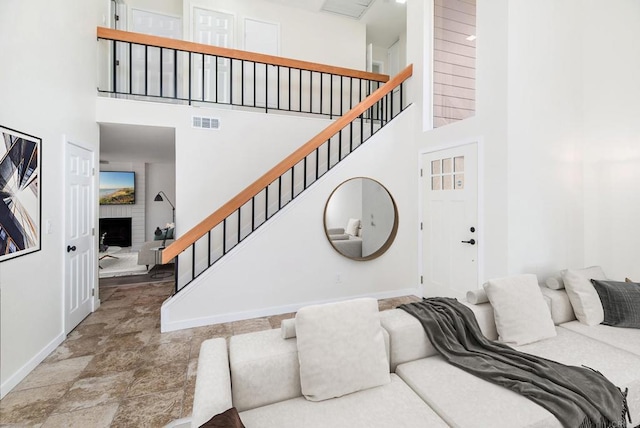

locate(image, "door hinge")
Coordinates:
420 222 423 230
92 168 95 176
92 288 95 296
420 275 423 284
92 227 95 236
116 60 120 66
420 168 423 177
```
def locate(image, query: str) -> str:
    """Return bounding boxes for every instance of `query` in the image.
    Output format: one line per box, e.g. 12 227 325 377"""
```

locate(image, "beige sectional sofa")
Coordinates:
185 272 639 428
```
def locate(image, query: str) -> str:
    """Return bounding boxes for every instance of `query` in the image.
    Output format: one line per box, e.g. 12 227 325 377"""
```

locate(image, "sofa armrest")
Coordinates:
138 239 175 266
191 338 232 428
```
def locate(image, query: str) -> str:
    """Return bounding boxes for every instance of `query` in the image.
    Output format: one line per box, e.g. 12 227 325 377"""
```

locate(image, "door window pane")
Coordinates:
442 158 452 174
431 160 441 175
454 156 464 172
443 175 453 190
432 176 442 191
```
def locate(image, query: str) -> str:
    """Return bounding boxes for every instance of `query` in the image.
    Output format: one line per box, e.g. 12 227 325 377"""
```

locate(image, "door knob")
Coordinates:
67 245 77 252
461 239 476 245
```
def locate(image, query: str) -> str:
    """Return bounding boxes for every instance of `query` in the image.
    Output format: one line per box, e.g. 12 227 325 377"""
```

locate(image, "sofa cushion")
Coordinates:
229 329 301 412
378 309 436 371
238 374 448 428
561 266 607 325
591 279 640 328
560 321 640 356
295 298 389 401
483 274 556 345
379 303 497 372
465 288 489 304
545 272 565 290
539 287 576 325
396 356 561 428
516 327 640 423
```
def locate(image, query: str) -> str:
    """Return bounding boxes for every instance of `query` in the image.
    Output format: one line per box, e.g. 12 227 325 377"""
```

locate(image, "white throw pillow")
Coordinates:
561 266 607 326
345 218 360 236
545 273 565 290
483 274 556 346
295 298 390 401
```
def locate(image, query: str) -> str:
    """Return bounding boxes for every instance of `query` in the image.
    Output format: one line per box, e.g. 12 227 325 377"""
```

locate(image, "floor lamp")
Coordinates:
154 191 175 224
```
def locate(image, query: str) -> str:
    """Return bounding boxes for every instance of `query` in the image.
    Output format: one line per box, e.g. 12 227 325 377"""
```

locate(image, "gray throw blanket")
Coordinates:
399 298 630 428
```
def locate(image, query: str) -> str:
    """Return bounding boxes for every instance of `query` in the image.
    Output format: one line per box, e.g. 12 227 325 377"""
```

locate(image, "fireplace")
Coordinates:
99 217 132 247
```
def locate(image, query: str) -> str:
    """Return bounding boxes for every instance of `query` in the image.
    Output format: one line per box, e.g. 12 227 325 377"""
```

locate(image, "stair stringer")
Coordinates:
161 105 418 332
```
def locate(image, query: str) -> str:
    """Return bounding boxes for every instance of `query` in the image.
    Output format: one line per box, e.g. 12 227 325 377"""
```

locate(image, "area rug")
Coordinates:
99 251 148 278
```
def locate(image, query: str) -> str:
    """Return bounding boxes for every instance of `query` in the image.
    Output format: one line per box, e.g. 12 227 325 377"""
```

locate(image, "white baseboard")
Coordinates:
161 288 419 332
0 332 65 399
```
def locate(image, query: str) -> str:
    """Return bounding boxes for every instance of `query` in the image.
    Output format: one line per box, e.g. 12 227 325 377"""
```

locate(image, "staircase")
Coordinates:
97 27 413 295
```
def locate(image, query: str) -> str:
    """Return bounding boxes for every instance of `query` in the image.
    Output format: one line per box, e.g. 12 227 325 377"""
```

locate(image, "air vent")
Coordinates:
192 116 220 130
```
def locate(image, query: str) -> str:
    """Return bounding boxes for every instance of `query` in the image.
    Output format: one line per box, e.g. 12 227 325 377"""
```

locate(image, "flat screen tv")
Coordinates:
99 171 135 205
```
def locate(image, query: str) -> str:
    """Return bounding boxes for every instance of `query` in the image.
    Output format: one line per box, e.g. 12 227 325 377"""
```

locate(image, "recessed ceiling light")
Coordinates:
396 0 407 4
466 35 477 41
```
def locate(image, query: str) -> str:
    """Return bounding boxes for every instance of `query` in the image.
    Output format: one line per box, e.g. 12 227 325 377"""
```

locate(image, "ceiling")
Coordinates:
99 0 405 165
263 0 406 48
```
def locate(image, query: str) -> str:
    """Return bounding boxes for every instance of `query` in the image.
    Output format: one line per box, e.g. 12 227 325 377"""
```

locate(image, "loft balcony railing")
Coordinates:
97 27 389 117
160 65 413 294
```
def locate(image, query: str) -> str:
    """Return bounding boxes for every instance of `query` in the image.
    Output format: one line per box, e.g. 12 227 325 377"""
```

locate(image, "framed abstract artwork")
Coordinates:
0 126 41 262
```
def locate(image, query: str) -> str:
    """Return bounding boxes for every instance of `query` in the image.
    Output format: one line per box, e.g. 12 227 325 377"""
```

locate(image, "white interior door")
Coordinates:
421 143 478 299
193 7 234 103
65 142 95 334
130 9 182 97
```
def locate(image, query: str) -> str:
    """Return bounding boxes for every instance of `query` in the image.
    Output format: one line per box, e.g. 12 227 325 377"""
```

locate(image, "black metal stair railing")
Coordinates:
97 27 387 118
168 66 412 293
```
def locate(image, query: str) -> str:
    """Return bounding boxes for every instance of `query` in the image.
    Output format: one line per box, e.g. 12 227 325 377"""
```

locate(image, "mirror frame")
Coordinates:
323 177 399 261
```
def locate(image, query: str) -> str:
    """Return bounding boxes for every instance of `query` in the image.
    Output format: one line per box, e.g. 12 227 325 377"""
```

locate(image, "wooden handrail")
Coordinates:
97 27 389 83
161 64 412 263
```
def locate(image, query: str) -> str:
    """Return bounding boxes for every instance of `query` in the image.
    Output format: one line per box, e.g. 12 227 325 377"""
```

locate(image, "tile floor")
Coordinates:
0 281 419 427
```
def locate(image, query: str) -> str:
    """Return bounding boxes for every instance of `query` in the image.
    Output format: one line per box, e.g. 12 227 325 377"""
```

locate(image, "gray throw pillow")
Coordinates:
591 279 640 329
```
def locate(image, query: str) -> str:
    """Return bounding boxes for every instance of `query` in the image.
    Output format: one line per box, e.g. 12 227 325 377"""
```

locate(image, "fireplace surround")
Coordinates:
99 217 132 247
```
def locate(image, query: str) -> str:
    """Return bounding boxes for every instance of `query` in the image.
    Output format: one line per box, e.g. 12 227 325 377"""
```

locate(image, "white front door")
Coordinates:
193 7 234 103
130 9 183 97
65 142 95 334
421 143 478 299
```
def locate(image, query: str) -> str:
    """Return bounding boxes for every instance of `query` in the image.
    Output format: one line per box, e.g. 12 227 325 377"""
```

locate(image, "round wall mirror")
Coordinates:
323 177 398 261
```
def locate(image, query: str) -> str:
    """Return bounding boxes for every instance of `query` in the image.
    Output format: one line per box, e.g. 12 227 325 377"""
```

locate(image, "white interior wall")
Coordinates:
96 98 333 232
0 0 105 397
506 0 586 277
146 162 177 240
184 0 366 69
581 0 640 281
162 107 419 331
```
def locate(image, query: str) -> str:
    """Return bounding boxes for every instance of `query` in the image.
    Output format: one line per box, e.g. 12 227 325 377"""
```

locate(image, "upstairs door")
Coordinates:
421 143 478 299
65 142 95 334
192 7 235 103
130 9 183 97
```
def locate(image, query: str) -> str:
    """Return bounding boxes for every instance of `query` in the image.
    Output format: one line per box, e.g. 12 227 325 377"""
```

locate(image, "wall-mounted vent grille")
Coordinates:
192 116 220 130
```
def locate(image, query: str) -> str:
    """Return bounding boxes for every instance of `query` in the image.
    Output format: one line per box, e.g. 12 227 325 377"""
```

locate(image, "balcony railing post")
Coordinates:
112 40 117 93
